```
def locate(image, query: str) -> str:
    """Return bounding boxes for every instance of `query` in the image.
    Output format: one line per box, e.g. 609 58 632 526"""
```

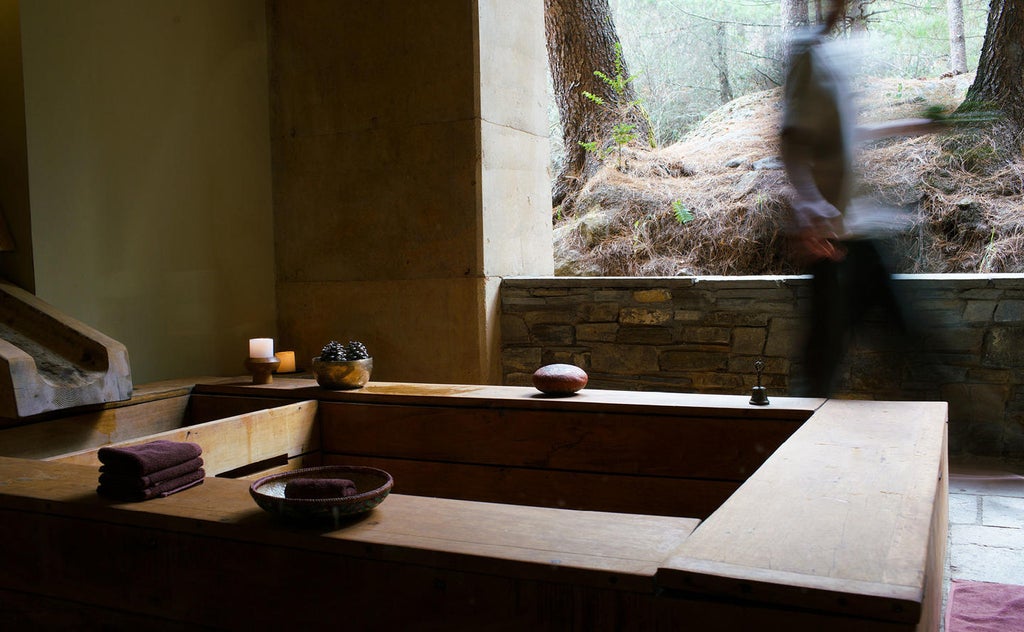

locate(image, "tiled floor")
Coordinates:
945 457 1024 628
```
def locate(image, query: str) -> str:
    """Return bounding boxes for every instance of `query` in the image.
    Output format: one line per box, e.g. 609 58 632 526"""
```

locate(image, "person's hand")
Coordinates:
790 197 845 264
793 228 845 264
791 195 840 226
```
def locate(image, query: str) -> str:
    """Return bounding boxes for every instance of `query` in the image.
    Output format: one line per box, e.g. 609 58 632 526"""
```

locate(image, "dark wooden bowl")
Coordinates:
250 465 393 521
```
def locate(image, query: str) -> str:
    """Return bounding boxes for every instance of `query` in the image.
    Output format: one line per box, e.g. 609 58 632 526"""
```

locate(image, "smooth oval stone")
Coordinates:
532 364 588 395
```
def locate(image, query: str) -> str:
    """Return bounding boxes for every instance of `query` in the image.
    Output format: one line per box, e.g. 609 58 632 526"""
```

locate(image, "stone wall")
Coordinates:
501 275 1024 459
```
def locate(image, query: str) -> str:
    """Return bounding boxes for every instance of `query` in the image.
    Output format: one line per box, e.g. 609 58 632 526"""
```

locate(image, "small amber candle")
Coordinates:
274 351 296 373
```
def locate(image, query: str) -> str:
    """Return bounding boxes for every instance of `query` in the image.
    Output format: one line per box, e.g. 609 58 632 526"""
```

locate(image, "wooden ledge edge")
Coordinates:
655 557 923 624
192 379 824 420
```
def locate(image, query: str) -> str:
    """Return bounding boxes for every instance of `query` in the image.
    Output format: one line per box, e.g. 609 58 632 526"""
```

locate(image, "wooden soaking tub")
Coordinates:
0 378 947 631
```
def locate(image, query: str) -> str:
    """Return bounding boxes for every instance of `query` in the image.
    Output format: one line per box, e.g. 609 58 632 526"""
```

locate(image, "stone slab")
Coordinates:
982 496 1024 528
948 493 981 525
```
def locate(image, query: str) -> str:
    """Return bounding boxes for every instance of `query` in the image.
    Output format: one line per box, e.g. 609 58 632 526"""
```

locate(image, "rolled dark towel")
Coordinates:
284 477 358 500
98 457 204 491
98 468 206 502
98 440 202 476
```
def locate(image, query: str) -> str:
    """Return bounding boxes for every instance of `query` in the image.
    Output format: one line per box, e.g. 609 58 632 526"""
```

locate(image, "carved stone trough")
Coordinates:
0 280 132 420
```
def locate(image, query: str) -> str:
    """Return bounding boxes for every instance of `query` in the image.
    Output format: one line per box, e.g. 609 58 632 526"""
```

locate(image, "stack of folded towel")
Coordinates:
96 440 205 501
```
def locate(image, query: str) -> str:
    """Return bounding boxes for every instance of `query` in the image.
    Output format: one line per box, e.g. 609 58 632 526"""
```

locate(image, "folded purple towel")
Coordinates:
154 470 205 498
97 468 206 502
98 440 202 476
98 457 204 490
284 477 358 500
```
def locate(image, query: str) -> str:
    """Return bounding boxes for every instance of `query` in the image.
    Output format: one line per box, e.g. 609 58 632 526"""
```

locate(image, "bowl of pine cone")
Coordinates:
312 340 373 389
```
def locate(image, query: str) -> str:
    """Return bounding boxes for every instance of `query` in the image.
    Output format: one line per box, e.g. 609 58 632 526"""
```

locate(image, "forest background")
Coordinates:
546 0 1023 276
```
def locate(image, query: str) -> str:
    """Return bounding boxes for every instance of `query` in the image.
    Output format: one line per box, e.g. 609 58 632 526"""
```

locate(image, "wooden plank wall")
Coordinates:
186 393 305 425
0 394 188 460
0 378 263 460
0 506 914 631
318 401 805 519
918 428 949 632
48 400 320 477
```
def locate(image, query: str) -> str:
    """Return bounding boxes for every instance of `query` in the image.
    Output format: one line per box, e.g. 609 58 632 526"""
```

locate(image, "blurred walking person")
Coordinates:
781 0 944 396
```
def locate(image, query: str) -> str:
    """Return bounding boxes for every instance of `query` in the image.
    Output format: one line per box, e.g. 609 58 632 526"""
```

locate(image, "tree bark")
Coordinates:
781 0 809 32
947 0 968 74
847 0 876 31
963 0 1024 133
942 0 966 73
544 0 651 209
715 23 734 104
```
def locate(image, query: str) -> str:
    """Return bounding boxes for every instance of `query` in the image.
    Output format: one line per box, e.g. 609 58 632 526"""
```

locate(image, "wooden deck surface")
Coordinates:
0 456 699 593
658 399 949 627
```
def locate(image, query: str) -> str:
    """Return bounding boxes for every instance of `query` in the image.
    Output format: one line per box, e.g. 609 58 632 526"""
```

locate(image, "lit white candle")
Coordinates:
275 351 296 373
249 338 273 358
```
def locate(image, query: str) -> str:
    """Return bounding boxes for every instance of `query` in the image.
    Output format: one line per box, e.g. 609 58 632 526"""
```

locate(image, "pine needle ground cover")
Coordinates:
554 73 1024 276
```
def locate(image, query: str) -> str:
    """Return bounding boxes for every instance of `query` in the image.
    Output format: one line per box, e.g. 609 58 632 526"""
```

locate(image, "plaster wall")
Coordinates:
270 0 552 383
14 0 276 383
0 0 33 291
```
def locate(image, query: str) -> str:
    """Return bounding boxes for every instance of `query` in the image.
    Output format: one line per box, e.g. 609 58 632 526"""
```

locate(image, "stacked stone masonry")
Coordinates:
501 275 1024 459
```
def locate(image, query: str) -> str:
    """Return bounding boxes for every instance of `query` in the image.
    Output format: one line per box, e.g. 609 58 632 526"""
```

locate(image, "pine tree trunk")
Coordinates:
848 1 876 31
964 0 1024 134
947 0 968 74
544 0 651 210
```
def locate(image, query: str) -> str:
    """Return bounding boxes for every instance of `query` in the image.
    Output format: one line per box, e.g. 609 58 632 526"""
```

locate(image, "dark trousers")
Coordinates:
797 239 909 397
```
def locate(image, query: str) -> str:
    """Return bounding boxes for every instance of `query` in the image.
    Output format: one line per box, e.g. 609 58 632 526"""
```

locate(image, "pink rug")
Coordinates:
946 580 1024 632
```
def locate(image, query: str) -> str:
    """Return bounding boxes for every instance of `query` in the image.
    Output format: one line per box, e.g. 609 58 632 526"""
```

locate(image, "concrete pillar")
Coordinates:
270 0 552 384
